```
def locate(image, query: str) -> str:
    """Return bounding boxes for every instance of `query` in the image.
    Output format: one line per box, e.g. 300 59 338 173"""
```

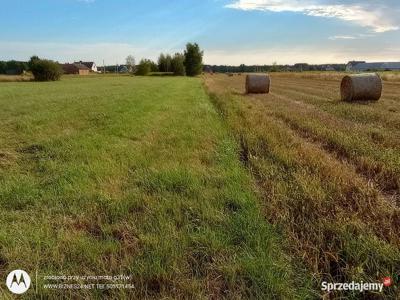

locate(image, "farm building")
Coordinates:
346 61 365 71
61 63 90 75
75 61 98 72
346 61 400 72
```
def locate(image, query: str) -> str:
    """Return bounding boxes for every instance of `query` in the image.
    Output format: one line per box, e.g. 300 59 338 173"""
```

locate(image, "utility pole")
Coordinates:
103 59 105 74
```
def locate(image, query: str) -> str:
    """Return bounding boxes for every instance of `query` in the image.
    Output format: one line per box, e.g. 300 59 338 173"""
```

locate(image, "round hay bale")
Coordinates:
341 73 382 101
246 74 270 94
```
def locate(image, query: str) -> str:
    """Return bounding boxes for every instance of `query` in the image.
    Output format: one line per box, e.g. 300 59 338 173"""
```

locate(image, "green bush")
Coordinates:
31 59 62 81
135 59 152 76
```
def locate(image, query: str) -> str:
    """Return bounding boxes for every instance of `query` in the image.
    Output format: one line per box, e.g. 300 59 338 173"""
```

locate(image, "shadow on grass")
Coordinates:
150 72 175 77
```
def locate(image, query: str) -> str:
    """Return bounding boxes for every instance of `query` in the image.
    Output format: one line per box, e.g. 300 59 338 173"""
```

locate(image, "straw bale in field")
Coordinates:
246 74 270 94
341 73 382 101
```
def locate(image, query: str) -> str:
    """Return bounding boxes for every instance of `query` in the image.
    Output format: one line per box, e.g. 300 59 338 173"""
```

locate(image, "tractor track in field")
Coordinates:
243 89 400 207
273 78 400 103
268 90 400 148
268 106 400 207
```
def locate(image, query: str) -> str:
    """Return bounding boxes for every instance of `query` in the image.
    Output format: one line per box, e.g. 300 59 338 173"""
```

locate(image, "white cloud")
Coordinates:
329 35 357 40
204 45 400 65
226 0 399 33
328 33 374 40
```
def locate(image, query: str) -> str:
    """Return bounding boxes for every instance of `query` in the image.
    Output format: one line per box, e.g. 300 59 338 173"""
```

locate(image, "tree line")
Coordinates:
205 63 346 73
0 60 29 75
1 42 204 81
0 56 62 81
129 43 203 76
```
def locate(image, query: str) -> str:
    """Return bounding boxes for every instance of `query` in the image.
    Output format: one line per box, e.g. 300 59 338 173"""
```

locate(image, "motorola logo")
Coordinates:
6 270 31 294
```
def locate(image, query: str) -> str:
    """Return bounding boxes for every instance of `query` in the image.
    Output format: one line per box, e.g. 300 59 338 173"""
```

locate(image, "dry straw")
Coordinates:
246 74 271 94
341 73 382 101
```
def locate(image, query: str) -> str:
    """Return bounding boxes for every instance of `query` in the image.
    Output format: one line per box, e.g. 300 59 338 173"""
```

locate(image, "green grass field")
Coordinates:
0 76 312 299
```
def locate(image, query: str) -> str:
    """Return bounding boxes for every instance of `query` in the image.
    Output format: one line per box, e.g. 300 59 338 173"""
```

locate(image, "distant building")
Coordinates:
75 61 97 72
325 65 335 71
119 65 129 73
61 63 90 75
346 61 400 72
346 61 365 71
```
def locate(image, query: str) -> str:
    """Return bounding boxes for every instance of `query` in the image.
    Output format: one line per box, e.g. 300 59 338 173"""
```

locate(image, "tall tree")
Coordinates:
158 53 172 72
125 55 136 73
165 54 172 72
171 53 185 76
184 43 203 76
149 60 159 72
157 53 166 72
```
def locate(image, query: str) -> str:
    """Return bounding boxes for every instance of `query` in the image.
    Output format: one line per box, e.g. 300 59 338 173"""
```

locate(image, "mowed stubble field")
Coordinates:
204 72 400 299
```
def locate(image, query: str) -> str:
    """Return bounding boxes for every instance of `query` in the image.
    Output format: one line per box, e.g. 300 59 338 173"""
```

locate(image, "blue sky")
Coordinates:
0 0 399 65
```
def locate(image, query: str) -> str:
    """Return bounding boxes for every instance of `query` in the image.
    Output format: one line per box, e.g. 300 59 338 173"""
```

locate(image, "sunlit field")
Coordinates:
1 72 399 298
204 73 400 299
